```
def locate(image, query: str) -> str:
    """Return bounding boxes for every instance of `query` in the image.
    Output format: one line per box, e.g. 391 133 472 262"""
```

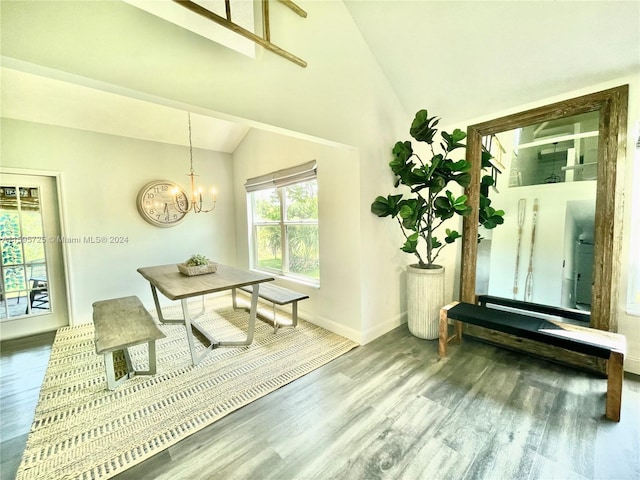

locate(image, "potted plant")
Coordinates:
371 109 503 339
177 254 218 276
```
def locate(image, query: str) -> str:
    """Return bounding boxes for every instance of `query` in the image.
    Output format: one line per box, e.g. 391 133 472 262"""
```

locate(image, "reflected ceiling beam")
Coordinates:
173 0 307 68
278 0 307 18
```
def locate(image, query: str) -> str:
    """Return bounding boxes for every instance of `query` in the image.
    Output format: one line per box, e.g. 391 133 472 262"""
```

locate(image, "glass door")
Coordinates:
0 173 68 338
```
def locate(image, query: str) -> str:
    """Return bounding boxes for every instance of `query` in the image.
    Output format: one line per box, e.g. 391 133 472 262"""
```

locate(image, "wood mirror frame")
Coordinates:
459 85 628 372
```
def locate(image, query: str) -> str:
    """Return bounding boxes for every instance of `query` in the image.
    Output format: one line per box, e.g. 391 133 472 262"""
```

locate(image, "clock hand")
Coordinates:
164 202 169 220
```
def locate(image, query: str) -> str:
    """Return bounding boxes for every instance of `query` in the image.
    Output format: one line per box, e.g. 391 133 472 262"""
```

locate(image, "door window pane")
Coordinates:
0 185 50 319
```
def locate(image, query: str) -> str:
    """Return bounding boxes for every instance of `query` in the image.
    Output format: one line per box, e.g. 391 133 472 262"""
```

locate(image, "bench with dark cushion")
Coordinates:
439 301 626 421
232 283 309 333
93 296 165 390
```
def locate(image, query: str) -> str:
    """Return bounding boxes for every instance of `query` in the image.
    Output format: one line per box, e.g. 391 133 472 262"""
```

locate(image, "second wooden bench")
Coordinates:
439 301 626 421
93 295 165 390
232 283 309 333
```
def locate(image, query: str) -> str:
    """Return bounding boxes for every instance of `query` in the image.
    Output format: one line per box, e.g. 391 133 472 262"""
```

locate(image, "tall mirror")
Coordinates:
476 110 600 313
460 86 628 342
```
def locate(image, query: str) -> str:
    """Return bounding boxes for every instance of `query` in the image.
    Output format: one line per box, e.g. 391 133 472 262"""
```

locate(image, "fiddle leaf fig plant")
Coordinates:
371 109 503 268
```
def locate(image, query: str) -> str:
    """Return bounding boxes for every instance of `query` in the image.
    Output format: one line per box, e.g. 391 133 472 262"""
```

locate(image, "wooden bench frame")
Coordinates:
439 301 626 422
93 296 165 390
232 283 309 333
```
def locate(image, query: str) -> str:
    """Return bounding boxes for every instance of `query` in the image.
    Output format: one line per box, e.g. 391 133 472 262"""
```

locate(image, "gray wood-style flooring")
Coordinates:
1 325 639 480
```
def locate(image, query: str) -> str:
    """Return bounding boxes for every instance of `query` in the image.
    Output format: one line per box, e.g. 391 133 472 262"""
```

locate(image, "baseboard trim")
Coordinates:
624 355 640 375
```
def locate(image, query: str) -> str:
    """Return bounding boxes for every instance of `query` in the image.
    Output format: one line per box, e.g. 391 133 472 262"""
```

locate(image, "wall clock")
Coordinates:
136 180 189 227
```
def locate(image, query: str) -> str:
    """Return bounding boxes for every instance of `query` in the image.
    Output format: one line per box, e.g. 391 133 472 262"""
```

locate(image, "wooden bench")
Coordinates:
93 296 165 390
439 301 626 421
232 283 309 333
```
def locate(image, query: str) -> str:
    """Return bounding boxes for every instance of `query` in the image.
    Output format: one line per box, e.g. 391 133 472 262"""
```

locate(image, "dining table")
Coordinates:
137 263 274 366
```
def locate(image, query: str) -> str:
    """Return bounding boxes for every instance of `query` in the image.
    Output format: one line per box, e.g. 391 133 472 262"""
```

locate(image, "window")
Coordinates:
246 161 319 285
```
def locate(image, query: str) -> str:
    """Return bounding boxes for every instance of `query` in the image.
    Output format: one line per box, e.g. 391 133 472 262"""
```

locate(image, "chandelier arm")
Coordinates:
173 111 217 215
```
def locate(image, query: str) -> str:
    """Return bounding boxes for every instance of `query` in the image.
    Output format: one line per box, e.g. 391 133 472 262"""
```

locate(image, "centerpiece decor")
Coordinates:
371 109 503 339
177 253 218 276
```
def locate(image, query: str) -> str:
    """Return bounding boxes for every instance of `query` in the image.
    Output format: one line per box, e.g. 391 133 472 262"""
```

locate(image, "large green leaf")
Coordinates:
441 128 466 152
370 194 403 217
453 172 472 188
398 198 426 230
410 110 439 143
480 204 505 229
430 236 443 249
390 141 413 167
444 228 462 244
401 232 419 253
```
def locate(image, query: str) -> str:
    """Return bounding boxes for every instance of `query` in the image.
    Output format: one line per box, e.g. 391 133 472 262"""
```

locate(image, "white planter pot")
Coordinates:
406 264 444 340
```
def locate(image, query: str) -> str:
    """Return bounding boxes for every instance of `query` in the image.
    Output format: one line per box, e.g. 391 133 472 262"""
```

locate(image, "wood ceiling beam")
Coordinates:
173 0 307 68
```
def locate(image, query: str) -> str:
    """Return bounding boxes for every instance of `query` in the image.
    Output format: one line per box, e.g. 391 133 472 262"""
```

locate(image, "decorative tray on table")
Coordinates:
177 254 218 276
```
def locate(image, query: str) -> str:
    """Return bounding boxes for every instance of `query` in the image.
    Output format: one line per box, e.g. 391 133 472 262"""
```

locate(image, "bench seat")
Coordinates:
232 283 309 332
439 301 626 421
93 295 165 390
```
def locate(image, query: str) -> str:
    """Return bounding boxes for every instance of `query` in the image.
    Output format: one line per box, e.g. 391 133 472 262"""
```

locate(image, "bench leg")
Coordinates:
439 302 461 358
103 349 134 391
103 342 160 390
438 307 448 357
606 351 624 422
291 302 299 328
132 341 158 376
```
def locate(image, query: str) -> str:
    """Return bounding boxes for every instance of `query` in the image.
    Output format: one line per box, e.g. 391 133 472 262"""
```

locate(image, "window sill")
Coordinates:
625 306 640 318
251 268 319 289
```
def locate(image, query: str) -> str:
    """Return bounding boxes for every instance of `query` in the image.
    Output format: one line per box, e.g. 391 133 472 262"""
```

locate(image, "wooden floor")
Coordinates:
1 325 639 480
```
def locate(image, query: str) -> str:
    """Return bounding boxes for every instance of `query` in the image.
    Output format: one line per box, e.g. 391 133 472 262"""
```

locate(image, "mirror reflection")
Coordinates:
475 111 599 314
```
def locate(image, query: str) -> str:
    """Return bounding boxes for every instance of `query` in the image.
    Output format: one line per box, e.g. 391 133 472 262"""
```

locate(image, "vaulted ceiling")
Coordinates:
2 1 639 151
345 0 640 124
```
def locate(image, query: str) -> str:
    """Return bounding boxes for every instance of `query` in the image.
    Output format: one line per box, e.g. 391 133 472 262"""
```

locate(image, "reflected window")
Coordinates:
0 185 50 319
507 111 600 187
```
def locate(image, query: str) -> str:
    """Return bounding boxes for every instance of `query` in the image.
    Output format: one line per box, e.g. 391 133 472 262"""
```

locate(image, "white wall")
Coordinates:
232 128 363 340
487 181 596 307
0 118 236 325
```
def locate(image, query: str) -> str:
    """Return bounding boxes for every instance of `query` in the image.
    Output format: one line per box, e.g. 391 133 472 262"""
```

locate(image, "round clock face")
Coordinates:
137 180 189 227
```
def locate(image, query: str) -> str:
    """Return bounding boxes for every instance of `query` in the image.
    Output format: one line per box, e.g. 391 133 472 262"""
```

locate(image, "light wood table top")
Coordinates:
137 263 274 300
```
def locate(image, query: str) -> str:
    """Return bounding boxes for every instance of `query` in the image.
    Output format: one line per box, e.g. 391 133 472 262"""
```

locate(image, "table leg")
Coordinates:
217 284 259 347
179 286 261 365
151 284 205 325
182 298 216 366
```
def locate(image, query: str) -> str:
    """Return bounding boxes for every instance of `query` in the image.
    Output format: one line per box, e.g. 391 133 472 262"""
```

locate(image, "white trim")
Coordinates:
624 355 640 375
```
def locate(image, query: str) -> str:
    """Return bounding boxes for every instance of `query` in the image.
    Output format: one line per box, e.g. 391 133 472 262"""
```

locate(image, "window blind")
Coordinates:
244 160 317 192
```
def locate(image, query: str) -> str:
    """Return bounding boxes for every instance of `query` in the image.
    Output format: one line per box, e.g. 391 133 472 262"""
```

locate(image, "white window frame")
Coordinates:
245 162 319 286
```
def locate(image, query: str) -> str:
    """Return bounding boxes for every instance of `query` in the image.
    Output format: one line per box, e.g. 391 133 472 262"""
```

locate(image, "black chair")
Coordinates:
26 262 49 314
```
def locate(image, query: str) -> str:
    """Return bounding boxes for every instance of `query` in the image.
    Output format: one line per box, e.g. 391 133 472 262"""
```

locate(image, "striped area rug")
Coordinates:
16 295 358 479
